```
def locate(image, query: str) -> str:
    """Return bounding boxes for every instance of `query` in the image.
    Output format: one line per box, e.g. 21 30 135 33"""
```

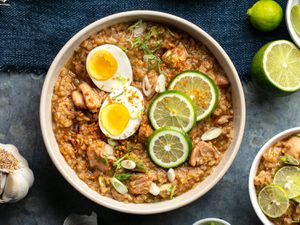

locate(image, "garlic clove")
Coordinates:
0 171 30 203
0 172 7 196
149 182 160 196
120 160 136 170
201 127 222 141
132 23 146 37
103 144 114 156
155 74 166 93
142 75 152 97
16 167 34 188
167 168 176 182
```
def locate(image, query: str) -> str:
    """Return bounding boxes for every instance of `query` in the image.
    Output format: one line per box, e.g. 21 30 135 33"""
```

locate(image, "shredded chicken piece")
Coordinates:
215 74 229 86
217 115 233 125
162 43 188 69
71 90 86 109
128 174 152 195
189 139 220 167
285 135 300 160
86 141 110 173
138 114 153 142
78 82 102 110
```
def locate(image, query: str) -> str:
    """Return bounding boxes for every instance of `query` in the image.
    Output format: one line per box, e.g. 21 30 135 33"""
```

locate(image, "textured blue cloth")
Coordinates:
0 0 289 80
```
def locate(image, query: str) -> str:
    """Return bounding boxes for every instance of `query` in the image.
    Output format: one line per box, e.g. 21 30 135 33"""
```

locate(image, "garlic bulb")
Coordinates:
0 143 34 203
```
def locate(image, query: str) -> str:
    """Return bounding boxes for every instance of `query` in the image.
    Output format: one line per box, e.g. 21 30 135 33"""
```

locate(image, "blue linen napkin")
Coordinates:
0 0 289 80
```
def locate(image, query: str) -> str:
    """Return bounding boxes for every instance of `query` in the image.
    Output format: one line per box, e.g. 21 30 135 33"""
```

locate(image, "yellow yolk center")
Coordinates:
88 49 118 81
100 103 130 136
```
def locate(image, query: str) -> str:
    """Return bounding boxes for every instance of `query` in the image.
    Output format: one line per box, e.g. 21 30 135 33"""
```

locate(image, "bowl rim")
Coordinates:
286 0 300 48
40 10 246 214
248 127 300 225
192 218 231 225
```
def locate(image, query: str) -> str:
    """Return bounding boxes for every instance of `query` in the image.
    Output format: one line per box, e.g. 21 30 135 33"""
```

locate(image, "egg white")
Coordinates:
86 44 132 92
99 86 144 140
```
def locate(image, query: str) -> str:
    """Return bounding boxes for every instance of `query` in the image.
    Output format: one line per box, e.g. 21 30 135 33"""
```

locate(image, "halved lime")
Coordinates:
258 184 289 218
251 40 300 92
168 71 218 121
294 195 300 203
147 127 192 168
273 166 300 198
148 90 197 132
291 4 300 36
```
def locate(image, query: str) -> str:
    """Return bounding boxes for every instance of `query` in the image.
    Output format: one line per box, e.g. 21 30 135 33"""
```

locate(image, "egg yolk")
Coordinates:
100 103 130 136
87 49 118 81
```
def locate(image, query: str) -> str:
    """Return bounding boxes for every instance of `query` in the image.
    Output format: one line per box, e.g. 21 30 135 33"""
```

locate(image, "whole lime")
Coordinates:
247 0 283 32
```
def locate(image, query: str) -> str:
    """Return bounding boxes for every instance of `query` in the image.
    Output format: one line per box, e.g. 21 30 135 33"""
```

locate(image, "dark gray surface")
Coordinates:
0 73 299 225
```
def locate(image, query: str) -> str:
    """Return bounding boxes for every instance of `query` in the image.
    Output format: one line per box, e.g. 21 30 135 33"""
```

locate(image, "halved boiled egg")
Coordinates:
99 86 144 140
86 44 132 92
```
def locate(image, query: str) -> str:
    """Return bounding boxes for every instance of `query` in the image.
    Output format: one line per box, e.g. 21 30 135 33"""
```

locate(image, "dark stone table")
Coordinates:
0 72 299 225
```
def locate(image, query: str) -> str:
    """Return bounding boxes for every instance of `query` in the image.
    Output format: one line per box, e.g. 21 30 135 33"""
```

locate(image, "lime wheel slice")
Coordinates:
273 166 300 199
258 184 289 218
148 90 196 132
168 71 218 121
147 127 192 168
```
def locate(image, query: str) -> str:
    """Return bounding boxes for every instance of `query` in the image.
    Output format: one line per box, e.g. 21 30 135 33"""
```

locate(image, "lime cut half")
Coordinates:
252 40 300 92
148 90 197 132
147 127 192 168
258 184 289 218
168 71 218 121
291 4 300 35
273 166 300 199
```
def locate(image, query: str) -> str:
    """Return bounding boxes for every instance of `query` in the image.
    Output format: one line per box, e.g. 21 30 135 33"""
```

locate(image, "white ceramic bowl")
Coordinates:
193 218 231 225
40 10 246 214
249 127 300 225
286 0 300 48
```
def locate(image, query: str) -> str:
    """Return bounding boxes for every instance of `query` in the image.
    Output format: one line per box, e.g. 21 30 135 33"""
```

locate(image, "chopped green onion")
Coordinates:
98 176 106 189
166 28 175 37
97 157 108 165
110 177 128 194
116 74 128 83
135 161 148 173
128 20 143 31
114 173 133 181
112 91 124 100
121 160 136 170
113 152 131 169
144 26 157 41
280 154 299 166
169 185 176 200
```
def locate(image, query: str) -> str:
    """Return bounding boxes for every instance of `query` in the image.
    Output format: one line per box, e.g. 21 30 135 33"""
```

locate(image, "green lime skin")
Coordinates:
251 41 294 94
147 126 192 168
251 41 273 89
247 0 283 32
